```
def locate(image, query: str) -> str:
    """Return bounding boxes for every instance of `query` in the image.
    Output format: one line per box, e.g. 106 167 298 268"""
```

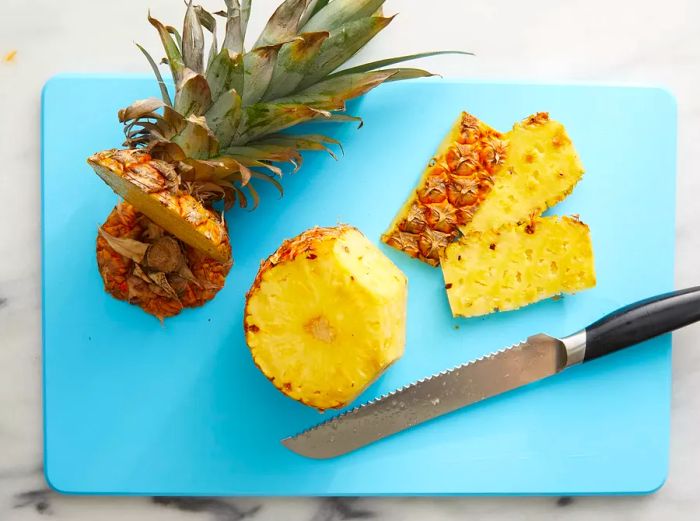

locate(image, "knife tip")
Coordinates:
280 435 343 460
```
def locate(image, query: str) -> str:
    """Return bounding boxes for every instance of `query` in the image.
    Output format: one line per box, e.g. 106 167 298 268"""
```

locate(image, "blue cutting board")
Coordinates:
42 74 677 495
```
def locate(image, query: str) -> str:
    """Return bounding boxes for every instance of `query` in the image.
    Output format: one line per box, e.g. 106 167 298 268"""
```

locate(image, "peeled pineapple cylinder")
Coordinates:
244 225 407 411
441 216 595 317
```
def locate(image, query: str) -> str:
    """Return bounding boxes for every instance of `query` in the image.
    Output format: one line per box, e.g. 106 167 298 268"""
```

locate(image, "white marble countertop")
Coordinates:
2 0 699 519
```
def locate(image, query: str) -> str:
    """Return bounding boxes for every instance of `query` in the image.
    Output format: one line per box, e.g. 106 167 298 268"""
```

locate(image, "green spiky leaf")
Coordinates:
329 50 474 77
135 43 173 106
240 0 252 41
302 0 386 33
254 0 307 48
242 44 285 105
257 133 342 159
182 0 205 74
207 48 244 102
174 70 212 116
222 0 245 53
223 144 303 171
262 31 330 100
171 115 219 159
274 69 398 110
165 26 182 50
299 0 330 27
195 5 218 70
232 103 328 144
381 67 435 81
296 16 394 90
250 170 284 196
148 11 185 83
205 89 242 147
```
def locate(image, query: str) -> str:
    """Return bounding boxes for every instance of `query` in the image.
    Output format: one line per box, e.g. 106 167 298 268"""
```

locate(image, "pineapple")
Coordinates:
90 0 466 318
244 225 407 410
441 216 596 317
383 112 584 264
382 112 505 265
465 113 585 234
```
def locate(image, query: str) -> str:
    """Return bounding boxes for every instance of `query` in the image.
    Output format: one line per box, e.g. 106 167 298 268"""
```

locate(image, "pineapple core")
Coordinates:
245 225 407 411
441 216 595 317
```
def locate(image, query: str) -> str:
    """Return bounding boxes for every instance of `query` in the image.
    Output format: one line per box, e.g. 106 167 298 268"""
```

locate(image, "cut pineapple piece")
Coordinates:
382 112 505 265
88 149 231 263
245 225 407 411
384 112 585 265
464 113 584 233
441 216 595 317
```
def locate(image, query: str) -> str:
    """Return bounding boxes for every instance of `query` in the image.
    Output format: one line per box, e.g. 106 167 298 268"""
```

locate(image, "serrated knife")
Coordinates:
282 287 700 459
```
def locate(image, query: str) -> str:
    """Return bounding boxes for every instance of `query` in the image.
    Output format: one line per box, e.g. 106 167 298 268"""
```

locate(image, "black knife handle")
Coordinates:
583 286 700 362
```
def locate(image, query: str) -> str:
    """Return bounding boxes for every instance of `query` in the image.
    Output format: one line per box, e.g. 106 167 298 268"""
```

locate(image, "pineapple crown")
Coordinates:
119 0 469 209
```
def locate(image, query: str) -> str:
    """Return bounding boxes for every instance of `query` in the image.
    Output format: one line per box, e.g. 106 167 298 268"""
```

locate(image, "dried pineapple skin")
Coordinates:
244 225 407 411
464 113 585 234
382 112 506 266
441 216 595 317
97 202 231 320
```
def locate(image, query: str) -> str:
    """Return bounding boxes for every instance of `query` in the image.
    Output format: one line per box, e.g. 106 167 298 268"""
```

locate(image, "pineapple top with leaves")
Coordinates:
91 0 467 265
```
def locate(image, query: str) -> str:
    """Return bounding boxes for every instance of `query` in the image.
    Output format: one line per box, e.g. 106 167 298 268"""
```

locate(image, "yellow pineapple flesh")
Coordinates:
464 112 585 234
382 112 505 265
244 225 407 411
441 216 595 317
88 149 231 263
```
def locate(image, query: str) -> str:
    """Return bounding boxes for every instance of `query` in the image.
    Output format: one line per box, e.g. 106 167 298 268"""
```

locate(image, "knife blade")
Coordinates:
282 334 567 459
282 286 700 459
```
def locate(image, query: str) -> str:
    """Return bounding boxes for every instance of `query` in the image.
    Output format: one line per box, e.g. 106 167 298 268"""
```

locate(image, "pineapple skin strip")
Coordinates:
382 112 505 266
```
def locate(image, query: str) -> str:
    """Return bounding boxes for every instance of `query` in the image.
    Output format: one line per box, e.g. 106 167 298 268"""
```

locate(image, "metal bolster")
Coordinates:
561 329 587 367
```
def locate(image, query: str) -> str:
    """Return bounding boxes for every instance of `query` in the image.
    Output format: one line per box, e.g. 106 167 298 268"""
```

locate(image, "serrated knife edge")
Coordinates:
282 334 570 459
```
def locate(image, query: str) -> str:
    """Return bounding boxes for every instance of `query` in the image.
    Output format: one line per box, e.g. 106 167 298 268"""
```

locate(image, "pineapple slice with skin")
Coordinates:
441 216 595 318
88 149 231 263
382 112 505 265
384 112 584 265
464 113 585 234
245 225 407 411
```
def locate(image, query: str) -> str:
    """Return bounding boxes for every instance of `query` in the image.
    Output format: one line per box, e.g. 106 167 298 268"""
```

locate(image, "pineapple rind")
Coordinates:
97 202 231 319
88 149 231 263
441 216 595 317
464 113 585 233
382 112 505 266
245 225 407 411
